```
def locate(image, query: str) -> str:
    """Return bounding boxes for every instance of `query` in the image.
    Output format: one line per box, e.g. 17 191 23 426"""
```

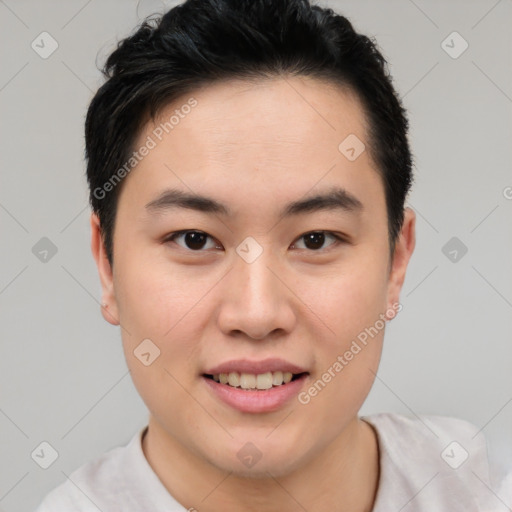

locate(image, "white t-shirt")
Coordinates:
34 413 509 511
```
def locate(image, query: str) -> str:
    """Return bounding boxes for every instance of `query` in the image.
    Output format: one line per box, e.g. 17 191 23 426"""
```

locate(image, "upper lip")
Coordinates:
203 358 309 375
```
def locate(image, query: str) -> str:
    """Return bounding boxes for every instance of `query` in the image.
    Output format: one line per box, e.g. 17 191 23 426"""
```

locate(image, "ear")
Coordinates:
90 212 120 325
386 207 416 317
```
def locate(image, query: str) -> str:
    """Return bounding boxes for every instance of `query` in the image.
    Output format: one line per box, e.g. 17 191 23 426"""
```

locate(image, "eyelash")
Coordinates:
163 230 347 252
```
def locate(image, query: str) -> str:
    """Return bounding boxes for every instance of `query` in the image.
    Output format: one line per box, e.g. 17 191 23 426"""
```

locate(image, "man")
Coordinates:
35 0 496 510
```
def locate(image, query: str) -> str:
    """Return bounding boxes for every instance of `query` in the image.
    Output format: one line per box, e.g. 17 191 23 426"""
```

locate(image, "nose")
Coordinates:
216 248 296 341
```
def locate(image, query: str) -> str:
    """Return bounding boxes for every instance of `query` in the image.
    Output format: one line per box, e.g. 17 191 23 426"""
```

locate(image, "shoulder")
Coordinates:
361 412 496 511
363 411 487 451
34 432 140 512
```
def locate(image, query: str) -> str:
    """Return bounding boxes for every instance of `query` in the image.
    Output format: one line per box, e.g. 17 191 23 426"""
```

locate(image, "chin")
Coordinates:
215 455 301 480
203 437 306 479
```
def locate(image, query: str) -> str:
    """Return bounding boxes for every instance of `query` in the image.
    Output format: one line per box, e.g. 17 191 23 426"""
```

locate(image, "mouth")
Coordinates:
202 371 309 390
201 358 310 412
201 368 310 413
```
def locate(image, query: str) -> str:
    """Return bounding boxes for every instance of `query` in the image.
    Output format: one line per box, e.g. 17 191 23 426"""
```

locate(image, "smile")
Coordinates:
202 372 309 413
204 371 307 390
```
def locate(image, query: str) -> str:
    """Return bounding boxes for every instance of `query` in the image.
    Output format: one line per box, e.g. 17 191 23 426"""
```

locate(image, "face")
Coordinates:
92 76 415 477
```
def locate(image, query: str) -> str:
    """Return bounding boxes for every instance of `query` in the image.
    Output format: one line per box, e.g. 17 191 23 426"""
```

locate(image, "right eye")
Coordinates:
164 230 222 251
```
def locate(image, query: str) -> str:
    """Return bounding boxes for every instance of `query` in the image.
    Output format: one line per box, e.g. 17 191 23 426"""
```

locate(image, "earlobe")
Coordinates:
90 212 120 326
386 207 416 316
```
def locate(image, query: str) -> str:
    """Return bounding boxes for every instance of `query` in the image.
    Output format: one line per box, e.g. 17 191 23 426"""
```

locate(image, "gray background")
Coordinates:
1 0 511 510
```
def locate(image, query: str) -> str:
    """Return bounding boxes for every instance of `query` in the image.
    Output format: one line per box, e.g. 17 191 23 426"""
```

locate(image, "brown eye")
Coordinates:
166 230 219 251
293 231 342 251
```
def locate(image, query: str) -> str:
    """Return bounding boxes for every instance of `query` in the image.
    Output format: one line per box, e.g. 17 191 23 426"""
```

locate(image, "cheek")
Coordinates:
115 259 209 425
296 250 388 406
113 254 214 400
114 251 211 337
298 268 387 429
303 254 389 346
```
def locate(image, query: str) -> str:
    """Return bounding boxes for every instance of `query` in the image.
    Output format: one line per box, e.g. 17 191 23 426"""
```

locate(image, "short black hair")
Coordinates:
85 0 414 266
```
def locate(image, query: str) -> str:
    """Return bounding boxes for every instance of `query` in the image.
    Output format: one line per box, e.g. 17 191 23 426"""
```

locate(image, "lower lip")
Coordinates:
202 374 308 413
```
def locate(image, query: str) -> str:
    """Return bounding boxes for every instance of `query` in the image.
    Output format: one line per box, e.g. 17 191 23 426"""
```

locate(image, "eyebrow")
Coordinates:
144 186 363 218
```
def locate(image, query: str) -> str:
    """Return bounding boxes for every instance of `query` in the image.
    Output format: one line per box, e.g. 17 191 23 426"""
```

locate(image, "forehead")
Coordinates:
119 76 385 226
149 76 369 165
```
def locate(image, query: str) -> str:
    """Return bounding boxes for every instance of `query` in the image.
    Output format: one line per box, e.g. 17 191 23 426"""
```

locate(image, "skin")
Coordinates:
91 75 416 511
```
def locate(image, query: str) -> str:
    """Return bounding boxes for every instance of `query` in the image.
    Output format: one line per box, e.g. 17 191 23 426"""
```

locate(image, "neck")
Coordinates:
142 416 380 512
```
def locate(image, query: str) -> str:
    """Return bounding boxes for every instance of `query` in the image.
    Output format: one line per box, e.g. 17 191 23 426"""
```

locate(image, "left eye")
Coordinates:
291 231 343 251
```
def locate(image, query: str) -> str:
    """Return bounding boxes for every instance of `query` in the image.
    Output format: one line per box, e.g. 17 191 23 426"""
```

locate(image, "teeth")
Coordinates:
240 373 256 389
228 372 240 387
272 371 283 385
256 372 273 390
212 371 298 389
